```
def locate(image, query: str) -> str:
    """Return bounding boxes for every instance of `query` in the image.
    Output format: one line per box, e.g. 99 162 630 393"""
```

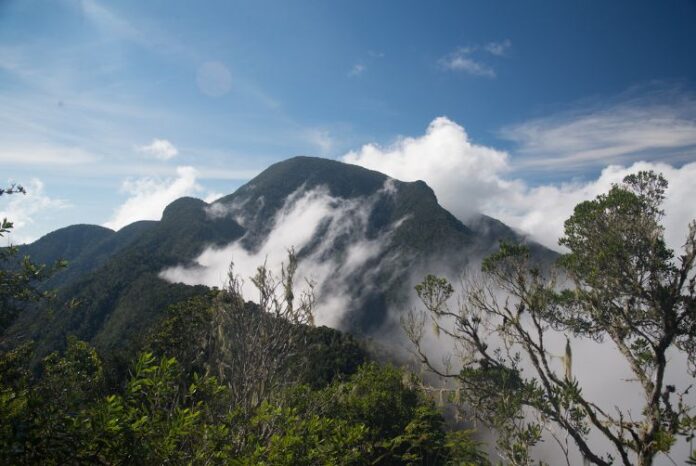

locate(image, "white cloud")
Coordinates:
161 183 401 328
81 0 142 44
501 91 696 170
349 63 366 77
483 39 512 56
0 178 69 244
203 191 224 204
103 166 202 230
440 53 495 77
342 117 696 253
196 61 232 97
79 0 198 61
491 161 696 252
137 138 179 160
305 128 334 154
0 145 97 166
439 41 511 78
343 117 511 220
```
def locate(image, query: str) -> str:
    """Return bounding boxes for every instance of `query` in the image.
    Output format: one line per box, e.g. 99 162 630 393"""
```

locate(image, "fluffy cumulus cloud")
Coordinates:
104 166 201 230
137 138 179 160
343 117 512 220
342 117 696 253
0 179 69 244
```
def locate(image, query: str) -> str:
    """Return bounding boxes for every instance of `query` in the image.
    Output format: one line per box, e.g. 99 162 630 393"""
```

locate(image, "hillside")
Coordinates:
3 156 552 358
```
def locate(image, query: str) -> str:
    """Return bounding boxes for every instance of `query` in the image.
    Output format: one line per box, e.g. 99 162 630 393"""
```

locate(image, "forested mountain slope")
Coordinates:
3 156 552 358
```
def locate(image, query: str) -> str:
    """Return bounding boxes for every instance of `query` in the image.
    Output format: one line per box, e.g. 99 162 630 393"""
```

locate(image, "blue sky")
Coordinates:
2 0 696 245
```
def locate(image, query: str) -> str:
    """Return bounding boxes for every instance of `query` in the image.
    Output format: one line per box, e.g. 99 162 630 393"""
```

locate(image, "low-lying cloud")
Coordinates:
161 182 404 328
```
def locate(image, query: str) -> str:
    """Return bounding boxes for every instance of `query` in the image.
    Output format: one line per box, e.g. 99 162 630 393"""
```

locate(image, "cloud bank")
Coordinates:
342 117 696 253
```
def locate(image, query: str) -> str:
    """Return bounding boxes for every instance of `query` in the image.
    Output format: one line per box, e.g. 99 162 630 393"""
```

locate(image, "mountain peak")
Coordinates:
161 197 208 221
220 156 389 204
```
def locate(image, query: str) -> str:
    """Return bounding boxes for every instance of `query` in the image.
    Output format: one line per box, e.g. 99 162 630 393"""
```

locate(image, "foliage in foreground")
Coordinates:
405 171 696 465
0 337 485 465
1 213 486 465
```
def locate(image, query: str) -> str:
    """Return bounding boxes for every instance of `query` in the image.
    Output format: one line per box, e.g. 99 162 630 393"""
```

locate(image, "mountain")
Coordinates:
3 156 553 358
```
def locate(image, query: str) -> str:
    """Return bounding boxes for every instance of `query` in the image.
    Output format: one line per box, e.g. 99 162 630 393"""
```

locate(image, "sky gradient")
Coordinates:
2 0 696 245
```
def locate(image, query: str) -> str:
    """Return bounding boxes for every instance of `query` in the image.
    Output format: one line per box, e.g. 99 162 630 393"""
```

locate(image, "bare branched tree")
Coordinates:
204 249 315 420
404 171 696 466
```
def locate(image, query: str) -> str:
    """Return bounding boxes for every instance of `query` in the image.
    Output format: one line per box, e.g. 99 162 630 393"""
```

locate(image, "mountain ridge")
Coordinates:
4 156 554 358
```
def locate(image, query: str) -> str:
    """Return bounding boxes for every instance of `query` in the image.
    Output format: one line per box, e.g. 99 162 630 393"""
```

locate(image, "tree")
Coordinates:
0 184 65 334
313 362 488 465
148 249 317 423
205 249 316 419
405 171 696 465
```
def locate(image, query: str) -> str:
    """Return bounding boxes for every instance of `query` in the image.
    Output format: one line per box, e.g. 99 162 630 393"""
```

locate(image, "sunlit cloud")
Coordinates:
343 117 510 220
104 166 202 230
343 116 696 253
137 138 179 160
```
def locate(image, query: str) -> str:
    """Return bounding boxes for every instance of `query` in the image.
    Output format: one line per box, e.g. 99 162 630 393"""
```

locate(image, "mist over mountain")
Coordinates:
4 156 550 357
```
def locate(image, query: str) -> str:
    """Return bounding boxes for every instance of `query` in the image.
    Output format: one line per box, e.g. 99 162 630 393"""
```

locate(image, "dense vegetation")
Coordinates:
0 337 486 465
0 194 485 464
